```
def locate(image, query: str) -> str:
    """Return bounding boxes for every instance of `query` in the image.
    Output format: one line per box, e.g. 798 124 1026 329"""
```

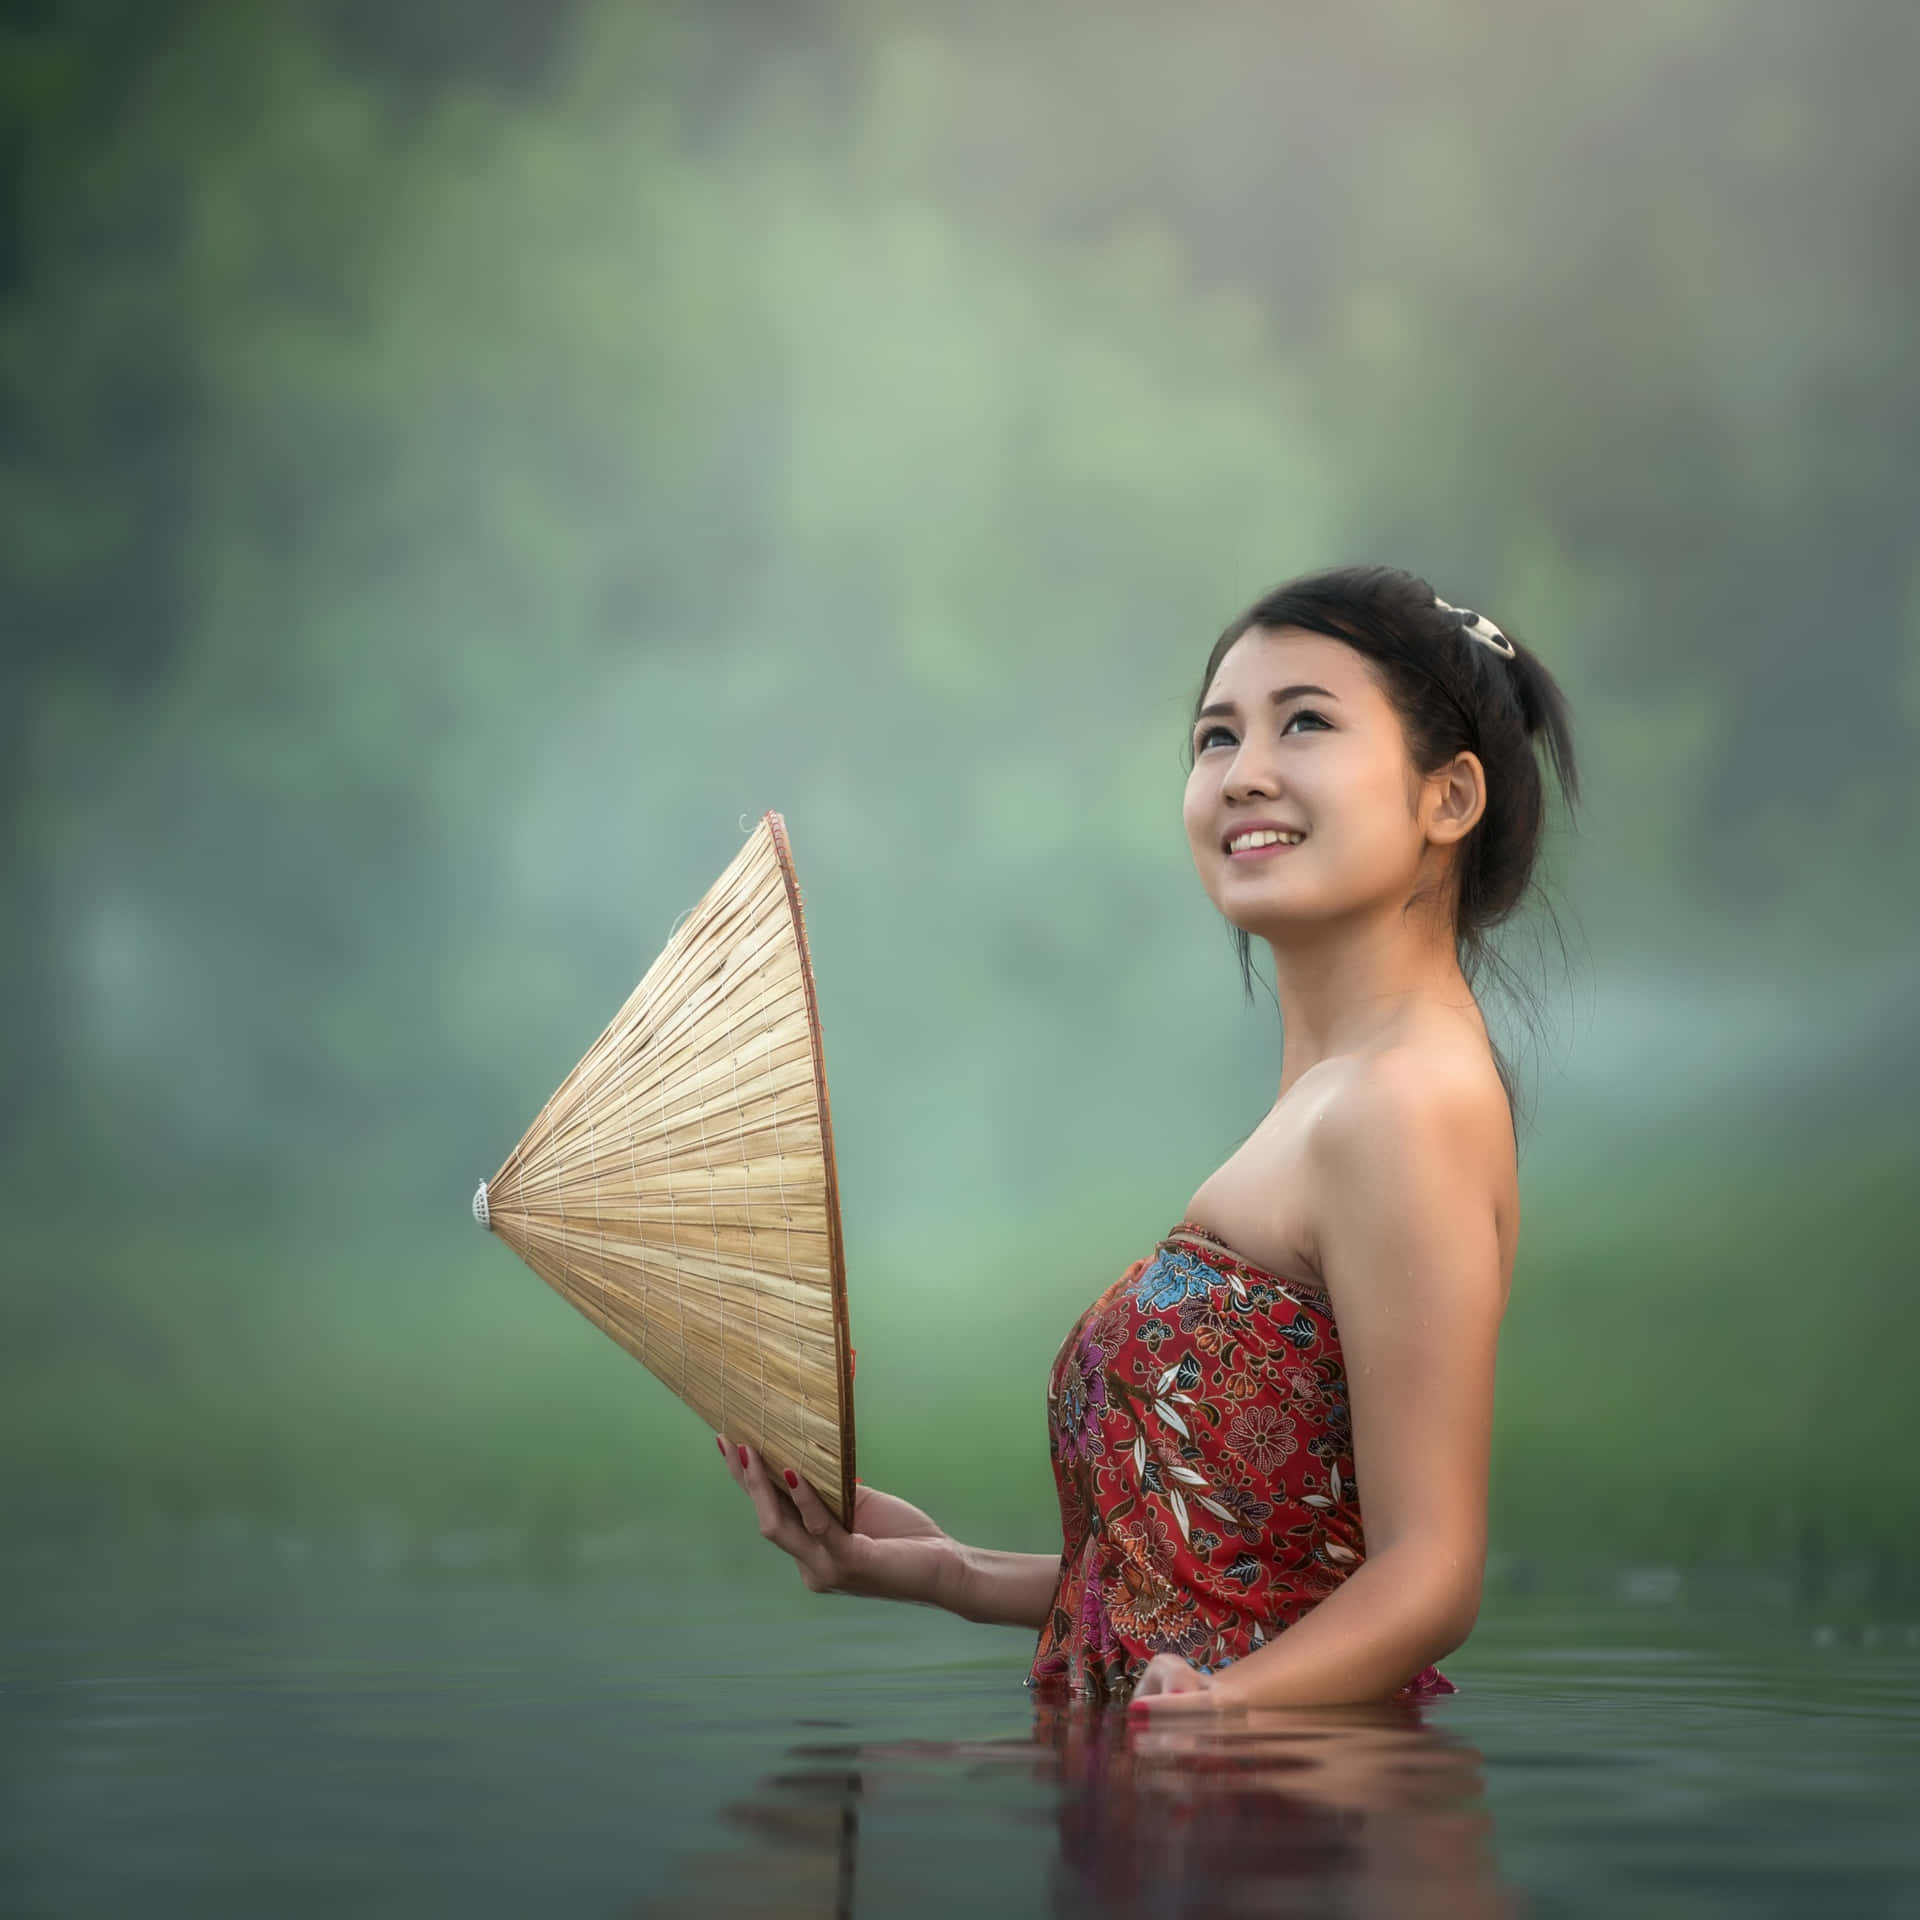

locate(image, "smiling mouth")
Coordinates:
1225 828 1307 857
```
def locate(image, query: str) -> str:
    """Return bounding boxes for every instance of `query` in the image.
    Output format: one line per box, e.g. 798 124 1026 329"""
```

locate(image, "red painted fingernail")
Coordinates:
737 1444 749 1467
783 1469 798 1489
716 1435 726 1455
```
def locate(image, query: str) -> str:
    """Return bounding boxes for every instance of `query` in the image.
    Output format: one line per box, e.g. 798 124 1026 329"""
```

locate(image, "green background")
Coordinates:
5 0 1916 1606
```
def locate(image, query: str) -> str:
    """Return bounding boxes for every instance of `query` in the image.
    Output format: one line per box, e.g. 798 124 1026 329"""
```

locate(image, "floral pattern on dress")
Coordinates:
1026 1221 1456 1704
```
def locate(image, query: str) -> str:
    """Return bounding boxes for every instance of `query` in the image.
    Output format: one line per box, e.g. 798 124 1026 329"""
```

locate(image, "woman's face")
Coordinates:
1182 625 1478 943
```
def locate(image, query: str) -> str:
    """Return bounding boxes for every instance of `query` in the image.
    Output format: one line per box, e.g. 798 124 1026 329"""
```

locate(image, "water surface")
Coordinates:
3 1548 1915 1915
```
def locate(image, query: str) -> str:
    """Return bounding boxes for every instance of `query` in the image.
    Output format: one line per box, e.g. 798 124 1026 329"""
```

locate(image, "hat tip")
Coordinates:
472 1181 490 1230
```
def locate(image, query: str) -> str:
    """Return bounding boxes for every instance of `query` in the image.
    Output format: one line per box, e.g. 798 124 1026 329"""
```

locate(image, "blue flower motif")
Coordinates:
1129 1248 1221 1316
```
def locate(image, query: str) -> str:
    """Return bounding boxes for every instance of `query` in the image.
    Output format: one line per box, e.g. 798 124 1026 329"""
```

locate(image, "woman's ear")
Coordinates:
1427 752 1487 845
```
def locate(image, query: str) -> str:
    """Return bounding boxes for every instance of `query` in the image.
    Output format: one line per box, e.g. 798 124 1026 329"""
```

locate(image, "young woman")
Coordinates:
718 562 1579 1713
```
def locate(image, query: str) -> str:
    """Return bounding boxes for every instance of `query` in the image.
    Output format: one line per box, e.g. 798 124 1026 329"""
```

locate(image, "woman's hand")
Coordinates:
1126 1652 1231 1716
717 1433 960 1610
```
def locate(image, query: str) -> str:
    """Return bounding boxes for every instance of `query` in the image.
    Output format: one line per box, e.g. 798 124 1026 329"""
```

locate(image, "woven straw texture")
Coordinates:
476 812 855 1523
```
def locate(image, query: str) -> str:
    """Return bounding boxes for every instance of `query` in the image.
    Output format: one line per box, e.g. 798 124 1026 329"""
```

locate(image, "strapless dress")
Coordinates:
1026 1220 1456 1703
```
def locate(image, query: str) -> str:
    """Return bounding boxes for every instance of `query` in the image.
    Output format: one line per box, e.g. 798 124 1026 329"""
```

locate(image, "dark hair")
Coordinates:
1186 562 1582 1139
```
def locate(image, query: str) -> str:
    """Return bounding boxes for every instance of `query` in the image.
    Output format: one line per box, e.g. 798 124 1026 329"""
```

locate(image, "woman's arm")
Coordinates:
721 1434 1062 1631
943 1542 1066 1630
1134 1056 1508 1712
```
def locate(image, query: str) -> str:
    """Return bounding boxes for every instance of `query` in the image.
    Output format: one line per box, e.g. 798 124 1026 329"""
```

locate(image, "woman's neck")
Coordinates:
1264 917 1479 1097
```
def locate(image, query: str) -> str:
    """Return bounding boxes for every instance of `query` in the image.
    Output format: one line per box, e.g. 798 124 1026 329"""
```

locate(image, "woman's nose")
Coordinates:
1223 752 1279 801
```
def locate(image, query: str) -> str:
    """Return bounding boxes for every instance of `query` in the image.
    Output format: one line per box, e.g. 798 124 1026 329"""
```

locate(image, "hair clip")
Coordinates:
1434 597 1516 659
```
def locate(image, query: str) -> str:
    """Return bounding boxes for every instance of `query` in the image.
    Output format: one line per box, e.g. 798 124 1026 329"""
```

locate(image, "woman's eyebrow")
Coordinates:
1195 683 1340 721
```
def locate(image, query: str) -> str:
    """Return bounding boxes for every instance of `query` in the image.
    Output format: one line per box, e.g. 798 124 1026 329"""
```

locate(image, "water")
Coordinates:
3 1548 1916 1916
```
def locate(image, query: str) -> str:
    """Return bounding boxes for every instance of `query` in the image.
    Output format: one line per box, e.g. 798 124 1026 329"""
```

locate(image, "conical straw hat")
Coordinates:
472 811 856 1523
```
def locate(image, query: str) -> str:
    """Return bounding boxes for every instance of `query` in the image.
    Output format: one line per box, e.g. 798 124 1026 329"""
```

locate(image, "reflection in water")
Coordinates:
643 1698 1513 1917
1039 1699 1513 1918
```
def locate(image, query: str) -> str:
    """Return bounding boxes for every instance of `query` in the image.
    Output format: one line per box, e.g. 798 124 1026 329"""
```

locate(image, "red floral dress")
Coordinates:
1026 1221 1455 1703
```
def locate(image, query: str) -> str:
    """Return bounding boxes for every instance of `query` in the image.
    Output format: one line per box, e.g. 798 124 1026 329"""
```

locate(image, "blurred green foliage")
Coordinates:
2 1 1915 1589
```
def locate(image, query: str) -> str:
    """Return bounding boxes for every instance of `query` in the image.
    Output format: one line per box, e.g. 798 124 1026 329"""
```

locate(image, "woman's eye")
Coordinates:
1195 710 1328 751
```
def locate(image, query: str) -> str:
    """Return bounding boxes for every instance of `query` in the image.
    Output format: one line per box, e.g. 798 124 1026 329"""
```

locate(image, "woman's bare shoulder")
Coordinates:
1310 1039 1508 1150
1300 1042 1517 1264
